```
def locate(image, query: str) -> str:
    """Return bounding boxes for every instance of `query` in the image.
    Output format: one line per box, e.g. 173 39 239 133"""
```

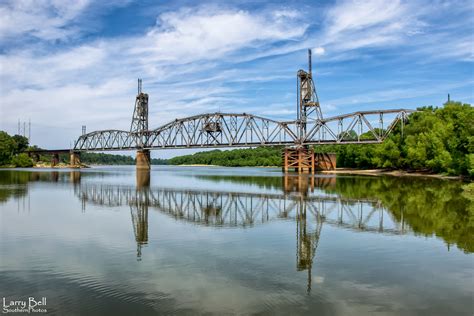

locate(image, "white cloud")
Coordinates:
132 7 307 63
318 0 425 53
0 0 90 41
314 47 325 56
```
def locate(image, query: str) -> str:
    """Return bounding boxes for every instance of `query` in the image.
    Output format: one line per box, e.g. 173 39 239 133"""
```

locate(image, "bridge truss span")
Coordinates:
73 109 412 151
74 130 138 151
147 112 298 149
304 109 412 144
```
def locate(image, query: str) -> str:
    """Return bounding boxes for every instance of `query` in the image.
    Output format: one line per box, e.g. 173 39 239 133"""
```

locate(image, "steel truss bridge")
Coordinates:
72 52 413 152
74 110 411 151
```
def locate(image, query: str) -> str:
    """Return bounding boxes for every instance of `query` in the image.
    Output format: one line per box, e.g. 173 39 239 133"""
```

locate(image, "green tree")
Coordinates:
10 153 34 167
12 135 29 153
0 131 16 165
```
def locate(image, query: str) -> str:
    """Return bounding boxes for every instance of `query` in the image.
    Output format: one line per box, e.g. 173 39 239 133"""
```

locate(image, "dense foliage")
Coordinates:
58 152 168 165
80 152 135 165
79 153 167 165
314 101 473 177
168 147 282 167
84 153 168 165
0 132 33 167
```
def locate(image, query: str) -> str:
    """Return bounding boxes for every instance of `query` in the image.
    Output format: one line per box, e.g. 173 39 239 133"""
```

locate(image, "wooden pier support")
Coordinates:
282 148 336 173
136 149 151 170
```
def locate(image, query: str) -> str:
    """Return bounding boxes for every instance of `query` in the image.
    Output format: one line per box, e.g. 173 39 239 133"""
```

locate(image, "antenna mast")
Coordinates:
308 49 312 75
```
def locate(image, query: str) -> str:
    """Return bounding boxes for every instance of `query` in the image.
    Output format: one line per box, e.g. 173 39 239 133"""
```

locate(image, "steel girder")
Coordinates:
73 110 413 151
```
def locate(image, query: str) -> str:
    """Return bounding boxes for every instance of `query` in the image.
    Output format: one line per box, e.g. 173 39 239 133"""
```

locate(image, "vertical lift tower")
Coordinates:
283 49 336 173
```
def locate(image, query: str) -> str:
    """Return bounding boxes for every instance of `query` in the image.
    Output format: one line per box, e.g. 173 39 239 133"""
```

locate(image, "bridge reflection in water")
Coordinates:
73 171 407 293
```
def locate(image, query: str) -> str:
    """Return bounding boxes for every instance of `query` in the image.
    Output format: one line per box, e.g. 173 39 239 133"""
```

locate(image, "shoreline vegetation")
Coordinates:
1 101 472 180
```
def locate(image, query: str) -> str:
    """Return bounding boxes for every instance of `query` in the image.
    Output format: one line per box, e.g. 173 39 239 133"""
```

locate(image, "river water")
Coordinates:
0 166 472 315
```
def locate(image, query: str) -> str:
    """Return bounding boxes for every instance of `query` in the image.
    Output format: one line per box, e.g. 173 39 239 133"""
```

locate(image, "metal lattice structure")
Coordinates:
72 51 414 152
73 109 411 151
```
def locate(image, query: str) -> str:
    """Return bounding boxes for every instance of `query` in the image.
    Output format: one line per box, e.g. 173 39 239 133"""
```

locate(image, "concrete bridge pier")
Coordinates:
136 149 151 170
69 152 81 167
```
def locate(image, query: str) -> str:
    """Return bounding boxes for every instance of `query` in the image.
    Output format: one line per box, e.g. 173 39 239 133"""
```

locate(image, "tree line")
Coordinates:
168 147 282 167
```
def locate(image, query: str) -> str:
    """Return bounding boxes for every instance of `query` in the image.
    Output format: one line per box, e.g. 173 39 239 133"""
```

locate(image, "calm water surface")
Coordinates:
0 166 473 315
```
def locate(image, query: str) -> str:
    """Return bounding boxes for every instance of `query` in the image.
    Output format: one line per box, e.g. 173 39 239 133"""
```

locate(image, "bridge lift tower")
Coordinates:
132 79 151 169
283 49 335 173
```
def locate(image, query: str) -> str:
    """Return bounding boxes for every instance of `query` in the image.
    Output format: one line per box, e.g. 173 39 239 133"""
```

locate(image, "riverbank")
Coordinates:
321 168 463 180
34 162 89 168
172 165 466 180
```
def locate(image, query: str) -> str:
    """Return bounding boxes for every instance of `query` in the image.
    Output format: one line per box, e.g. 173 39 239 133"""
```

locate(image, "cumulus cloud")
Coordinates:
314 47 325 56
319 0 425 52
132 7 307 63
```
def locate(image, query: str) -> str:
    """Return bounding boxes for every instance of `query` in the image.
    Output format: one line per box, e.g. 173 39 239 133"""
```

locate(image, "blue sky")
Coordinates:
0 0 473 157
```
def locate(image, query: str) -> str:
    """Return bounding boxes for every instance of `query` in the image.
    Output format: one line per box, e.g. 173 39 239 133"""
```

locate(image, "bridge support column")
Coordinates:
51 153 59 167
282 147 315 173
136 149 151 170
69 152 81 168
136 169 150 188
283 149 337 172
